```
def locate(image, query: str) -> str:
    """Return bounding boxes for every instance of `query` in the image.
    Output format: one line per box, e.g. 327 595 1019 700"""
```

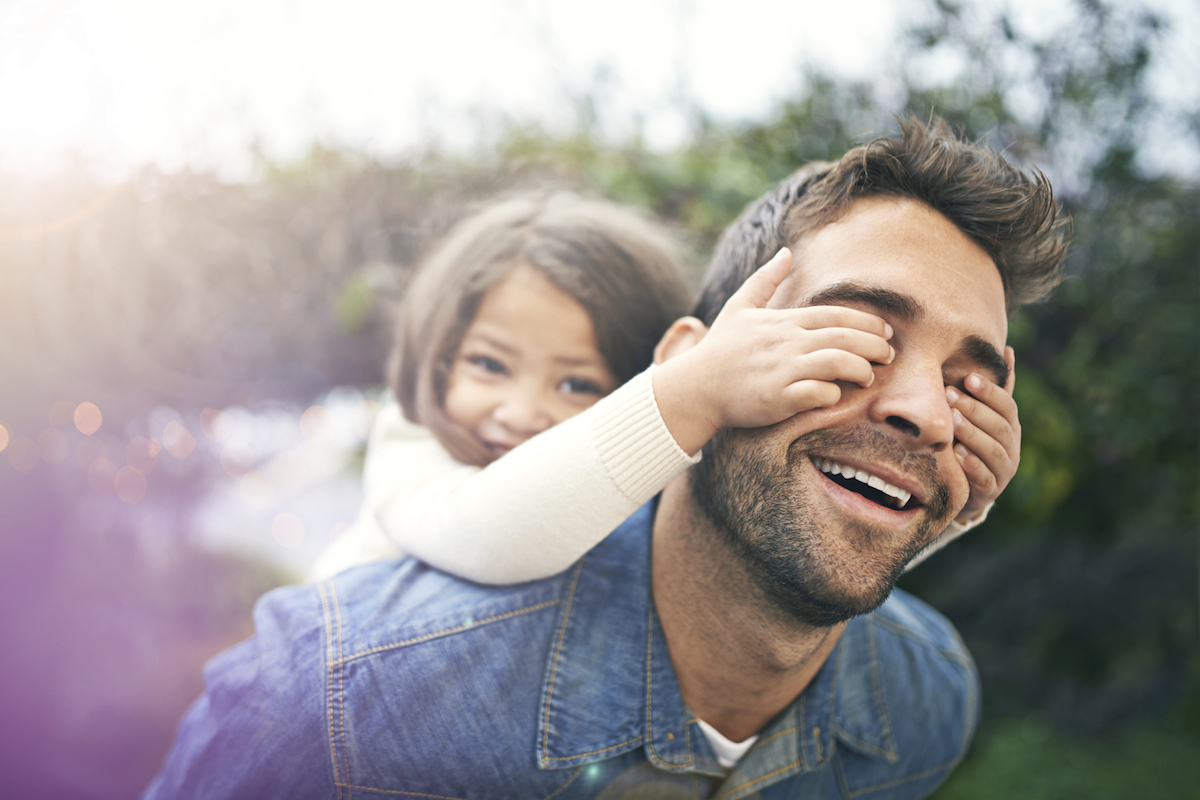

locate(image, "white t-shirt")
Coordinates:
696 718 759 770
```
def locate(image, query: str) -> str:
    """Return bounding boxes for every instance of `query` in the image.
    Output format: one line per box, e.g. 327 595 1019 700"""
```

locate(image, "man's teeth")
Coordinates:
812 457 912 509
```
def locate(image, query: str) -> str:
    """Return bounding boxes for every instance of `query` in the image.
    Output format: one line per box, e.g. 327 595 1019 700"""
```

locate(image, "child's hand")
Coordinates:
654 247 894 454
945 347 1020 524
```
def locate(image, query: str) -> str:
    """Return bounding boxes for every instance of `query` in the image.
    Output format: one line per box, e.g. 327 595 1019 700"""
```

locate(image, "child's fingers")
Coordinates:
780 379 843 411
785 349 878 388
947 377 1020 459
718 248 793 314
788 305 893 339
950 408 1011 478
954 442 998 498
793 327 895 365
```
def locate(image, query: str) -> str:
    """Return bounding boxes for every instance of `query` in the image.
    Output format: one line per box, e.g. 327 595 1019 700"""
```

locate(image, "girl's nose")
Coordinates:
492 386 555 436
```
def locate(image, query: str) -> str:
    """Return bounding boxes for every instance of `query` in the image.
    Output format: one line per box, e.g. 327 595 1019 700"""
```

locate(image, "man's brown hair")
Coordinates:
390 191 693 466
693 116 1070 324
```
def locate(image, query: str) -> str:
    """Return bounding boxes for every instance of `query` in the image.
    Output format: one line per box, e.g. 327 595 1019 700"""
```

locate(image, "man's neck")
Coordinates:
651 477 845 743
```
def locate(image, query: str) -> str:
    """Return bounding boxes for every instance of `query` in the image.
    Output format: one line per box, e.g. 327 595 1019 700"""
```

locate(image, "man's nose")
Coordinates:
869 367 955 452
492 384 555 435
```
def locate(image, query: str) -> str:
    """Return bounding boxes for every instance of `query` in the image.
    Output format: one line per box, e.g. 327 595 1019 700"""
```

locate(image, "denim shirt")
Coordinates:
147 504 979 799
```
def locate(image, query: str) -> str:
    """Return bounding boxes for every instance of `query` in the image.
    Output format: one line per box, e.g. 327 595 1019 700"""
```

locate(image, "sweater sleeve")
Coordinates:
368 366 697 585
306 405 481 583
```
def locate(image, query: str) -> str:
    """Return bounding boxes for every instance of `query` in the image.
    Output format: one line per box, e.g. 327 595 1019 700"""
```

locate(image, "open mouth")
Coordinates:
811 457 918 511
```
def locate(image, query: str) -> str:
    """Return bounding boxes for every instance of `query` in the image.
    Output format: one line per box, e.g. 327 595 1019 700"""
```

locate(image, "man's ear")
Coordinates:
654 317 708 364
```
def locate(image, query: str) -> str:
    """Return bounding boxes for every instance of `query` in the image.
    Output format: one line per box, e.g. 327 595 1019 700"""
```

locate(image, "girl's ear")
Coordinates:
653 317 708 364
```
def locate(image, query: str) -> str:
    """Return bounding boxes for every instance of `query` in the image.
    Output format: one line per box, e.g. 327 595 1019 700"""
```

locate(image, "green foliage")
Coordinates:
334 272 376 333
932 717 1200 799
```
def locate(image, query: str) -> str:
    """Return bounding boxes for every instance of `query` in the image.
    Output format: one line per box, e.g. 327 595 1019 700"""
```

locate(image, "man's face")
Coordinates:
690 197 1009 626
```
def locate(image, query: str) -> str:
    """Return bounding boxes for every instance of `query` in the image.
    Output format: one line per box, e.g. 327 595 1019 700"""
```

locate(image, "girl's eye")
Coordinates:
560 377 605 396
466 355 507 375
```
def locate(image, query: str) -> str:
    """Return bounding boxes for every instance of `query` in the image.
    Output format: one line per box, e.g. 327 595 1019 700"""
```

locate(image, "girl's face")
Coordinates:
444 265 616 462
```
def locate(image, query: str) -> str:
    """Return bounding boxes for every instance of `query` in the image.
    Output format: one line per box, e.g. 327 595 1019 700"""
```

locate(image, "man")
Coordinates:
147 118 1068 798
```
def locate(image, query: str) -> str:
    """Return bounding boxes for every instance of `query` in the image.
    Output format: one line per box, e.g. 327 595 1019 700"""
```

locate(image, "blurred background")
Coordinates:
0 0 1196 796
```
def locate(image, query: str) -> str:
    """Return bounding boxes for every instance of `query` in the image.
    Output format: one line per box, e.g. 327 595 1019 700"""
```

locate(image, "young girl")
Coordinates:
309 191 989 583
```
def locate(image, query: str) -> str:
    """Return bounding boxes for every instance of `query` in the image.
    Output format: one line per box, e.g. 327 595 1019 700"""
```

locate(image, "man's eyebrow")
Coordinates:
799 281 924 324
961 335 1009 387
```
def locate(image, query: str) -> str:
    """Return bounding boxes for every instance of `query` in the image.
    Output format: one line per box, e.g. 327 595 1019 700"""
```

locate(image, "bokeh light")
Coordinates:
38 427 68 465
125 437 160 474
74 401 102 435
272 513 305 548
200 408 229 442
8 436 38 473
162 421 196 459
0 422 9 452
219 440 254 477
114 466 147 504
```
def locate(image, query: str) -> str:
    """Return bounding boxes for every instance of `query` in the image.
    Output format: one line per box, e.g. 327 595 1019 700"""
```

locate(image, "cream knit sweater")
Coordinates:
307 368 698 584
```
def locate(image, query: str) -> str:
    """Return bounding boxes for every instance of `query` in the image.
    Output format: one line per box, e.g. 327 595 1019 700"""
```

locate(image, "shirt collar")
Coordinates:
534 503 898 779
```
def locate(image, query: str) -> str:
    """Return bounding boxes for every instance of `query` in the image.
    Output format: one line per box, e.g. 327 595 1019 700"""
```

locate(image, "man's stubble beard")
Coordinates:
689 425 953 628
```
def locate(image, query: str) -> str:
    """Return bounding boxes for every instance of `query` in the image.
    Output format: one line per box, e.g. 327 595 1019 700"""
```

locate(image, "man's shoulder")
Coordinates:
313 557 571 655
827 589 979 799
870 586 974 663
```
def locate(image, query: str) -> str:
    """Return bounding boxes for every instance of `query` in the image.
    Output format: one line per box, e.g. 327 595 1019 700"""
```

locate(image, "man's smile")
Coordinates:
810 456 918 510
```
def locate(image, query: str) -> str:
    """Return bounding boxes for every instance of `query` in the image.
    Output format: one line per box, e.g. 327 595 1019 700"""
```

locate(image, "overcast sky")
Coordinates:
0 0 1196 178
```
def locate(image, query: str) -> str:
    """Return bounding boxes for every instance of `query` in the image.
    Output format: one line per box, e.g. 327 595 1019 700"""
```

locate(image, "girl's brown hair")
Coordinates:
389 191 693 466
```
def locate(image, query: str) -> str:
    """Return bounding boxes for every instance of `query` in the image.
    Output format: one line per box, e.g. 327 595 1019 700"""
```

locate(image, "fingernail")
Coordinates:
946 386 960 403
967 374 982 391
775 246 790 260
883 322 894 339
953 409 964 426
888 345 895 363
956 444 969 459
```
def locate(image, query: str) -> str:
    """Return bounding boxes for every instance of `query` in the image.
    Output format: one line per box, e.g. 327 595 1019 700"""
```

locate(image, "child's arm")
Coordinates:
306 406 478 582
363 366 695 585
